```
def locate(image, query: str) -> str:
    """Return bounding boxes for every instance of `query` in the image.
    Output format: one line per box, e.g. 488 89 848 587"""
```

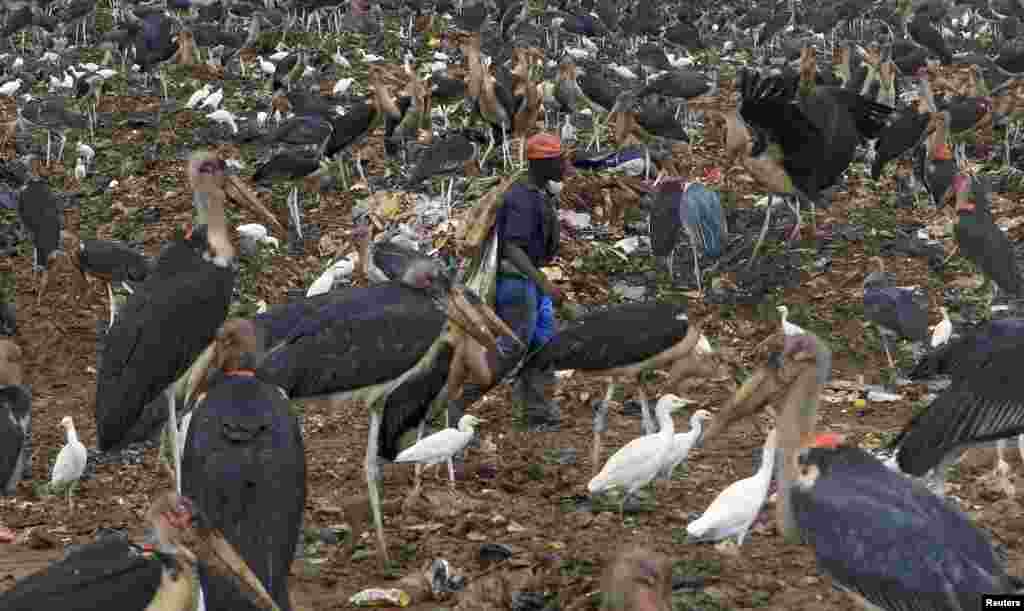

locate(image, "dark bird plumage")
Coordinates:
869 110 930 179
0 384 31 495
522 302 692 373
408 130 483 184
954 175 1023 297
740 70 893 207
863 270 929 343
77 240 153 288
793 445 1014 609
893 338 1024 477
909 15 953 65
18 179 62 271
910 318 1024 380
183 374 305 611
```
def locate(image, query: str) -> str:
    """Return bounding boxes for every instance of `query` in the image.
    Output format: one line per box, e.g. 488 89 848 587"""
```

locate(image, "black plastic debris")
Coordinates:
479 543 514 566
430 558 465 596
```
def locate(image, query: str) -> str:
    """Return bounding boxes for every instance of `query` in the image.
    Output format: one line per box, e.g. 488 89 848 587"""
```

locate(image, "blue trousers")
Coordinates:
495 275 555 355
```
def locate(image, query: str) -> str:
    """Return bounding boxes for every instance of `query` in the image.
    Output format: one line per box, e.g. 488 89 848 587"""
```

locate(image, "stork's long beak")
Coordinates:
702 365 776 445
446 287 522 351
189 510 281 611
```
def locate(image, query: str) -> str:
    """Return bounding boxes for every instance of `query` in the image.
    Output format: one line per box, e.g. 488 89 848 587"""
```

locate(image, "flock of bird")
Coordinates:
2 0 1024 608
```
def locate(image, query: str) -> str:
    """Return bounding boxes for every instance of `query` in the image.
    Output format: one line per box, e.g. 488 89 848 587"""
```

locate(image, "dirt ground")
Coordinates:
3 64 1024 611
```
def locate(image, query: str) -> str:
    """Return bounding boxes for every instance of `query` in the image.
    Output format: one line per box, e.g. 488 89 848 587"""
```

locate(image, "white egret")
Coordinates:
930 306 952 348
686 429 776 547
588 394 691 517
777 305 806 336
659 409 713 481
51 416 87 511
395 414 484 495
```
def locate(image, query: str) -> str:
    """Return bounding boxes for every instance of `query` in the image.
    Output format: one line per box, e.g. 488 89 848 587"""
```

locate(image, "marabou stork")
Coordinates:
519 302 725 436
253 257 515 562
73 238 153 328
703 332 1020 610
0 339 29 496
0 491 280 611
94 152 235 499
863 257 929 368
182 319 305 611
952 173 1023 308
737 69 892 264
640 178 727 292
890 327 1024 496
18 179 65 306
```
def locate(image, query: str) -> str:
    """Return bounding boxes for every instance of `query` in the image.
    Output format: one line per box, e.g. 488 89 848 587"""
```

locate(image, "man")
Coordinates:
448 133 565 442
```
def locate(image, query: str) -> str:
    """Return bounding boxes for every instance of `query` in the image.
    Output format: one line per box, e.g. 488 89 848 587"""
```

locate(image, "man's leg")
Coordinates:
447 277 536 472
519 294 559 431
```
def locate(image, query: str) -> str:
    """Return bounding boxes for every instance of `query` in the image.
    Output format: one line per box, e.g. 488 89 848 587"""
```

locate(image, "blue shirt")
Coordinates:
497 182 559 268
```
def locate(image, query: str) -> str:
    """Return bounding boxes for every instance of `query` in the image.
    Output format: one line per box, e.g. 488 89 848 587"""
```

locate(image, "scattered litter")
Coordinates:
867 390 904 403
349 588 411 607
559 210 591 230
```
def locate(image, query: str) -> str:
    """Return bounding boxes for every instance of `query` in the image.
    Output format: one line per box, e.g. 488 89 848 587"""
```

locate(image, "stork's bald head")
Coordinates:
187 151 227 194
214 318 264 372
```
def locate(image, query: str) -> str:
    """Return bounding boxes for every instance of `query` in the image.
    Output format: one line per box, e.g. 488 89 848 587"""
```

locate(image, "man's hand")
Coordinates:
544 281 564 305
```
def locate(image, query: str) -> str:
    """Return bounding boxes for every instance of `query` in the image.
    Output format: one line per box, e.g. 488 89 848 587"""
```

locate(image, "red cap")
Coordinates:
526 133 561 160
812 432 845 448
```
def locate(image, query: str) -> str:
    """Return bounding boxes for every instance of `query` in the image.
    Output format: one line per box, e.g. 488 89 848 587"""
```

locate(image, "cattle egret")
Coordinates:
77 142 95 167
659 409 713 481
931 307 952 347
686 429 777 547
207 110 238 134
74 157 86 180
588 394 691 517
333 77 354 96
395 414 484 494
777 305 806 336
199 87 223 111
306 256 356 297
0 79 22 97
51 416 87 510
186 84 212 109
257 56 276 76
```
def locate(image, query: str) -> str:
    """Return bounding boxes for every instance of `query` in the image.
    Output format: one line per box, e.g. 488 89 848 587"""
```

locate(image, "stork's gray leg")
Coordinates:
106 283 116 329
878 328 895 369
993 439 1015 497
691 240 702 294
927 449 963 496
366 410 389 562
288 187 303 241
593 382 615 478
409 419 427 500
638 385 657 436
166 386 180 494
748 196 773 270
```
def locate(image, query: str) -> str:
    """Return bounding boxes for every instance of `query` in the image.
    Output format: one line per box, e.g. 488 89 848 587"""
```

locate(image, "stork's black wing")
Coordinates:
794 446 1010 611
256 286 446 397
895 340 1024 475
0 540 163 611
910 319 1024 380
0 404 23 494
183 376 305 611
955 212 1024 297
523 302 690 372
95 264 233 450
870 110 930 179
